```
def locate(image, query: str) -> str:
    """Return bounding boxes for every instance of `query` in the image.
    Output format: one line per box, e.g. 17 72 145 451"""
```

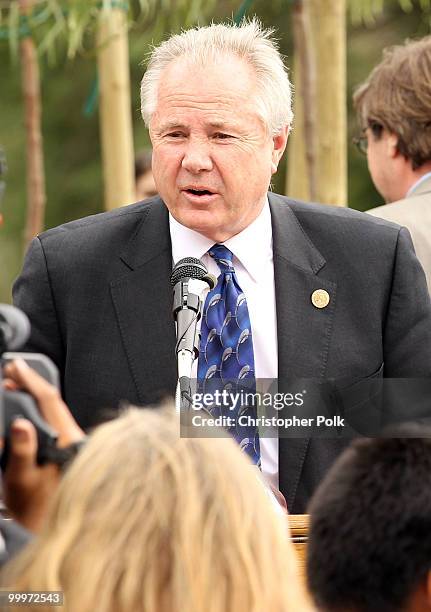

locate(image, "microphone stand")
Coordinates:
176 360 196 413
170 259 216 417
173 284 202 415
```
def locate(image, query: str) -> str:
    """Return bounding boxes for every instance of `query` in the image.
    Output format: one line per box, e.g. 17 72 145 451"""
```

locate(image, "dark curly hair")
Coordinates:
307 434 431 612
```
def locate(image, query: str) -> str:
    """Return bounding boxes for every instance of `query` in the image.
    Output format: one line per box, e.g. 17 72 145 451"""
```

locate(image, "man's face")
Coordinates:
149 56 288 242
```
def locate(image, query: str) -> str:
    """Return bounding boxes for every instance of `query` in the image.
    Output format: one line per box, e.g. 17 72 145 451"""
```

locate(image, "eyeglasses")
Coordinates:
352 130 368 156
353 122 385 155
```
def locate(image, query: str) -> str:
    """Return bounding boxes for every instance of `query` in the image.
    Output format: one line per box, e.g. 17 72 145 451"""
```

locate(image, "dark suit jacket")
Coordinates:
13 193 431 512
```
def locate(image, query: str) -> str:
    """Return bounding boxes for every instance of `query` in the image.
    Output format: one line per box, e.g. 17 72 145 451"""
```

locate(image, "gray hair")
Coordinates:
140 18 293 135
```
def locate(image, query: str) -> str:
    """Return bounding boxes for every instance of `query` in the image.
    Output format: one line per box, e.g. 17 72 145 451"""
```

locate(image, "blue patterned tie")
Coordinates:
198 244 260 465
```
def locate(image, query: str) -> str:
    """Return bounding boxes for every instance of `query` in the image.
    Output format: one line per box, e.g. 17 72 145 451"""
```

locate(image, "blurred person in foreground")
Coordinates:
354 35 431 290
13 19 431 513
2 407 314 612
134 149 157 201
307 434 431 612
0 150 85 561
0 360 85 564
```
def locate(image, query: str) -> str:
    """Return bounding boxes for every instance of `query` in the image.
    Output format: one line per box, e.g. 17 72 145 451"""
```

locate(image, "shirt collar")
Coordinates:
169 197 273 283
406 171 431 197
169 216 215 263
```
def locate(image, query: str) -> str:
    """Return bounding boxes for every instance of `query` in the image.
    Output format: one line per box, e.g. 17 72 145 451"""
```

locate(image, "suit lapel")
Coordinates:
269 193 337 509
110 200 177 404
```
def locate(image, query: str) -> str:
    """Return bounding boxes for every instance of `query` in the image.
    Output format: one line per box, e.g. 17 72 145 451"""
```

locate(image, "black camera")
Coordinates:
0 304 62 470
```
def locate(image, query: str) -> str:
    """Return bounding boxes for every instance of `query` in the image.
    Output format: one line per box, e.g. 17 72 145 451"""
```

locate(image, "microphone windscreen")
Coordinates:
0 304 31 350
170 257 208 287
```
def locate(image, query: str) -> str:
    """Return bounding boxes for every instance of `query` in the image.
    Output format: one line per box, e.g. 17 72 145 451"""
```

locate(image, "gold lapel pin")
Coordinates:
311 289 330 309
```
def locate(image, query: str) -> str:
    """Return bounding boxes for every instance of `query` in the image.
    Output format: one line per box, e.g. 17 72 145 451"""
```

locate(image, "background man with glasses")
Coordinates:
354 35 431 291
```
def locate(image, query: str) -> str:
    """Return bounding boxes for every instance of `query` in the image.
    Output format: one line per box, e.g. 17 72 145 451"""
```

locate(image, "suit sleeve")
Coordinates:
383 226 431 376
12 237 65 374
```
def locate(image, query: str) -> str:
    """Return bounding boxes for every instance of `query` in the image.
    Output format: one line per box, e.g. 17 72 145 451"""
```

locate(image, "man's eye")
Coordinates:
165 132 185 138
213 133 233 140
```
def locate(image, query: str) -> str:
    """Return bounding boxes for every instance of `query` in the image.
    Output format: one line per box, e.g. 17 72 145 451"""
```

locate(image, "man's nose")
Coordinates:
181 141 213 173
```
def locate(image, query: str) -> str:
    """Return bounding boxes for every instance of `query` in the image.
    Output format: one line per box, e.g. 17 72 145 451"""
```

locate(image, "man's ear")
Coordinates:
271 125 289 174
386 132 399 159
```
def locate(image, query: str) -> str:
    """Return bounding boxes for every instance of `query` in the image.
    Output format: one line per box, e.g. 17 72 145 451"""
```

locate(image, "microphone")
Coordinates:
0 304 31 353
170 258 216 407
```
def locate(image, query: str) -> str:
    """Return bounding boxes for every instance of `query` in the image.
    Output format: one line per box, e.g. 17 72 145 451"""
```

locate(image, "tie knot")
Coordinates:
209 244 234 272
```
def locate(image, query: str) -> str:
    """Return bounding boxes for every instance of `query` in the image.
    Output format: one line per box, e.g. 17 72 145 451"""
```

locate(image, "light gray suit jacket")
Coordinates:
368 175 431 291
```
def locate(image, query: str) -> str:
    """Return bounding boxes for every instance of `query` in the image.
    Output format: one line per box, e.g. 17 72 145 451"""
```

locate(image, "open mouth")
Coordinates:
184 188 215 196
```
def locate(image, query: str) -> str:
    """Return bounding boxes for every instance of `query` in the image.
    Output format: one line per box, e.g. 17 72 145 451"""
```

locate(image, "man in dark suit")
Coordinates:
13 20 431 512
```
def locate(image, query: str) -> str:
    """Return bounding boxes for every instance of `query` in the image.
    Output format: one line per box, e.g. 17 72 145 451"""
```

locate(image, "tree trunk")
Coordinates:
286 0 317 201
286 53 310 201
20 0 47 249
310 0 347 206
286 0 347 206
97 8 135 211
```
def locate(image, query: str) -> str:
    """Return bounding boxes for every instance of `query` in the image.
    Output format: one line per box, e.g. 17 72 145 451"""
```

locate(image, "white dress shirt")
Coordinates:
169 199 279 488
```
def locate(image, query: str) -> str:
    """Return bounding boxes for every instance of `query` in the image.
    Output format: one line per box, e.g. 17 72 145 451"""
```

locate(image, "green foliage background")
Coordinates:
0 0 430 303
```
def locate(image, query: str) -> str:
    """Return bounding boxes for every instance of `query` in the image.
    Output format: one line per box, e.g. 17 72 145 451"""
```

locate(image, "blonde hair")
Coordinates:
141 18 293 135
3 407 311 612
